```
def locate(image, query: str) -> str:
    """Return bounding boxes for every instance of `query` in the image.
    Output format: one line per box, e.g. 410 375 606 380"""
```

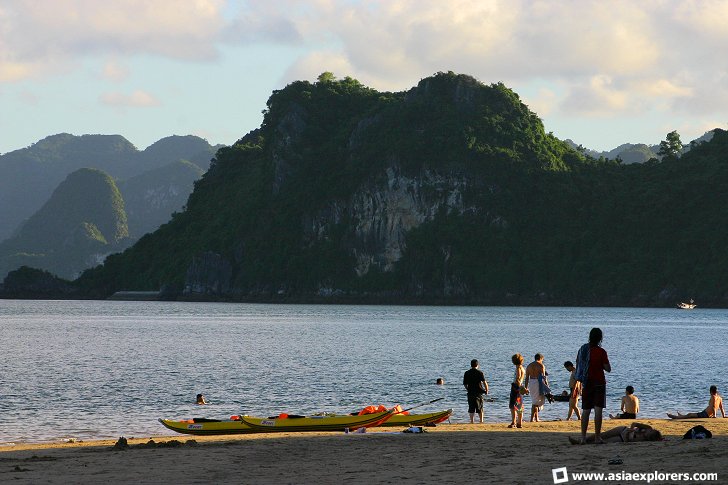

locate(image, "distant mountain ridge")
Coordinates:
565 130 716 164
119 160 204 238
5 73 728 306
0 133 220 241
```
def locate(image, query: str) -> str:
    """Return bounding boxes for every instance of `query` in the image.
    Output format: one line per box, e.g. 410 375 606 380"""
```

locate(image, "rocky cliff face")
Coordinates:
183 251 232 297
306 166 470 276
120 160 204 237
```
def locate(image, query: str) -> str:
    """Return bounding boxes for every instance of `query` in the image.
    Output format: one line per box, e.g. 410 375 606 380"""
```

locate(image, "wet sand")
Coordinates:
2 418 727 484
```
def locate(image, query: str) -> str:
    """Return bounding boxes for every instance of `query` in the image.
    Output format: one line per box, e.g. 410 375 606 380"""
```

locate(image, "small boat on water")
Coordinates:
677 299 697 309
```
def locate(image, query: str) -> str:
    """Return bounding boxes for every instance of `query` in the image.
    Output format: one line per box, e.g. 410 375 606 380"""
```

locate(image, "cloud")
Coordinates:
0 0 226 82
270 0 728 119
3 0 728 129
522 88 558 117
561 75 630 117
224 2 304 44
102 61 130 82
100 90 161 107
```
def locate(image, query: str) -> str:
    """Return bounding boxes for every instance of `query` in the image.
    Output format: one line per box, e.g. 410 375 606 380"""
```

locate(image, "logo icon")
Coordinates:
552 467 569 484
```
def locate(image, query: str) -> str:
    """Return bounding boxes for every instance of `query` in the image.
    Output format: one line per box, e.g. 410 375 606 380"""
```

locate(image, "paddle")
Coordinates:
394 397 444 414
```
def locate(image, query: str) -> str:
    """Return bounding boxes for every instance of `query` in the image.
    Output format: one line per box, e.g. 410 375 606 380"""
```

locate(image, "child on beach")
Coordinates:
610 386 639 419
509 353 526 428
564 361 581 421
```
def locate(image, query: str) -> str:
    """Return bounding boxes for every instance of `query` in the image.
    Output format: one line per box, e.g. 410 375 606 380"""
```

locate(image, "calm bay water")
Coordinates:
1 300 726 444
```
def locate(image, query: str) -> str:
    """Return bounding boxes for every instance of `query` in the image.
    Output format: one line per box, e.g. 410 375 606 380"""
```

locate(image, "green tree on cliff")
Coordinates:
658 130 683 161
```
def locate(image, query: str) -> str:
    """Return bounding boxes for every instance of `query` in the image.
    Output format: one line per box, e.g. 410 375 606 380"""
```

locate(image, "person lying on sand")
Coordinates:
568 422 661 444
668 385 725 419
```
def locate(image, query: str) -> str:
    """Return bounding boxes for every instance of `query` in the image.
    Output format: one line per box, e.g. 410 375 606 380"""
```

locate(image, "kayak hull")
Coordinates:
240 409 395 432
380 409 452 427
159 418 255 435
160 408 450 435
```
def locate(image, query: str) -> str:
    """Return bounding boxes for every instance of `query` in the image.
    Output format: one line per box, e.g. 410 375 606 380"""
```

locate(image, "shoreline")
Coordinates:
2 419 726 484
2 416 724 450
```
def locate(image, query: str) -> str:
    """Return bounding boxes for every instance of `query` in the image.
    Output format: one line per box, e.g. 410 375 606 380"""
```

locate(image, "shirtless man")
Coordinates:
524 354 549 422
668 385 726 419
610 386 639 419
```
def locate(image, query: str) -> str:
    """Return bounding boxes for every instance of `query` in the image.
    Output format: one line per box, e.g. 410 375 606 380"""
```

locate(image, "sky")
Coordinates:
2 0 728 154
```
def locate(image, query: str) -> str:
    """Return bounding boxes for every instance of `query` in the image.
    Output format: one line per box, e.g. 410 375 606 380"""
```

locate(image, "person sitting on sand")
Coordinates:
610 386 639 419
668 385 726 419
196 393 209 405
568 422 661 444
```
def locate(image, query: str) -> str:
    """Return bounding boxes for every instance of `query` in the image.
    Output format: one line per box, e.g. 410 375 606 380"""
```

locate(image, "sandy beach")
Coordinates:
2 418 726 484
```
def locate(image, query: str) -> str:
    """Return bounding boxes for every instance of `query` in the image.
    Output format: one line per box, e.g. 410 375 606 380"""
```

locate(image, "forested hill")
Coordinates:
0 134 217 241
76 72 728 307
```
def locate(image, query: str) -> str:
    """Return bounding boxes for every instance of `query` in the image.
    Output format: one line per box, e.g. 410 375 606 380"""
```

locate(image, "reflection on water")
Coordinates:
1 300 726 443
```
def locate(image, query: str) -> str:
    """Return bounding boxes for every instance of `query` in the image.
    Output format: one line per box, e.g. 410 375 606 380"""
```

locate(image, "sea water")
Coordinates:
1 300 725 443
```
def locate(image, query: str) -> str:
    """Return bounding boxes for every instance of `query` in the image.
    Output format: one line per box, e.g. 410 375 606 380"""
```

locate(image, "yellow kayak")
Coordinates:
239 409 395 432
379 408 452 427
159 408 449 435
159 417 254 435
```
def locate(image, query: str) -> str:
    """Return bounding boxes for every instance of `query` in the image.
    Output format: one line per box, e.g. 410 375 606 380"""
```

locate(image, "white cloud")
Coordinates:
561 75 630 117
224 2 304 44
3 0 728 148
638 79 693 99
0 0 226 82
102 61 130 82
271 0 728 120
522 88 558 117
100 90 161 107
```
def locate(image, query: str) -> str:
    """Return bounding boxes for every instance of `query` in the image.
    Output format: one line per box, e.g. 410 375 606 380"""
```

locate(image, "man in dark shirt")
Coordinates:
463 359 489 423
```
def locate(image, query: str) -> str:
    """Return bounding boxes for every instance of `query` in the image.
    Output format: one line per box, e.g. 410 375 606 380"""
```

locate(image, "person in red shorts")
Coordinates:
573 327 611 444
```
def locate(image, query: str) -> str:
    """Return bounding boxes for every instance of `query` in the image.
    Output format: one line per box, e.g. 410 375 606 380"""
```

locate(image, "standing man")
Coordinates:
524 354 549 422
463 359 489 423
574 327 611 444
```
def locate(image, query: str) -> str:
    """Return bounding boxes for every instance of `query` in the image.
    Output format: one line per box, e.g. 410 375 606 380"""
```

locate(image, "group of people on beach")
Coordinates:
463 327 726 444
